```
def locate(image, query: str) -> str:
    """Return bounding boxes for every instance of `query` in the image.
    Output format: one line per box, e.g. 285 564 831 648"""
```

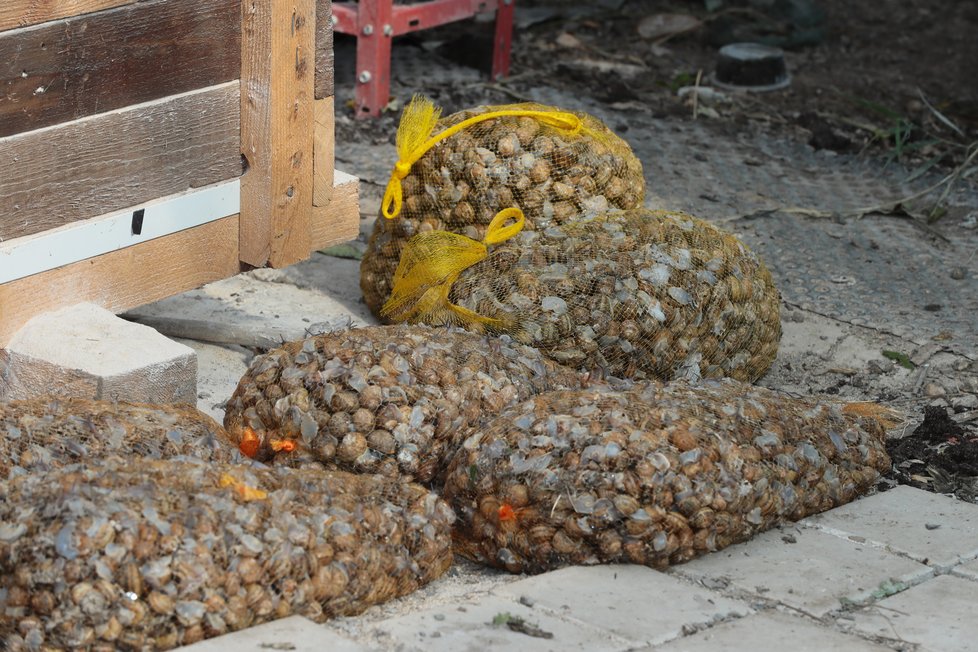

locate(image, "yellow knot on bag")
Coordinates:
380 207 525 330
381 95 584 219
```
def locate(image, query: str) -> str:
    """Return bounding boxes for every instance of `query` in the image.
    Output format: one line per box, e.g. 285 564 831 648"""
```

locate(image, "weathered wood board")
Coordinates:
0 215 241 345
240 0 315 268
0 82 242 241
315 0 334 100
0 0 240 137
0 1 138 32
312 169 359 249
0 0 358 347
313 96 336 206
0 173 359 345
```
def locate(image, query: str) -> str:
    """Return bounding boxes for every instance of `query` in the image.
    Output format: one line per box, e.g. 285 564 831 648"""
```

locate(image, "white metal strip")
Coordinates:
0 179 240 284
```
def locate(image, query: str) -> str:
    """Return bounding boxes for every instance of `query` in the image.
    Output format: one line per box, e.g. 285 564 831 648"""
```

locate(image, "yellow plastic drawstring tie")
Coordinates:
380 208 525 329
381 95 583 219
481 207 525 245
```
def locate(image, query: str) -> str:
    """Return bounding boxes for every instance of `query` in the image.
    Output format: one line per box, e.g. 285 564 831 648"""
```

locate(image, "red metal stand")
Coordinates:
333 0 515 118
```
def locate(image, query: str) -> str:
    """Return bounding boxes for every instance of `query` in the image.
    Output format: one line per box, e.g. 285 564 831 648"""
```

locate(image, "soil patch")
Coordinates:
885 407 978 502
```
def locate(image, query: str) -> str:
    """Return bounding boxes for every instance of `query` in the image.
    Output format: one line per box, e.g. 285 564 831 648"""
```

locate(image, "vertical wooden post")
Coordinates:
313 96 336 207
240 0 316 268
314 0 334 100
313 0 335 207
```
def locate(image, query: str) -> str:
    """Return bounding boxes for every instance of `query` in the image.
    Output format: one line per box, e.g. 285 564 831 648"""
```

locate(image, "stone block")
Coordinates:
0 303 196 404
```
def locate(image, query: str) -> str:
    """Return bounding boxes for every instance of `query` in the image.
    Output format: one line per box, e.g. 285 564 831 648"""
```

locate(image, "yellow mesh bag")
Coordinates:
360 96 646 317
443 379 893 574
382 207 782 383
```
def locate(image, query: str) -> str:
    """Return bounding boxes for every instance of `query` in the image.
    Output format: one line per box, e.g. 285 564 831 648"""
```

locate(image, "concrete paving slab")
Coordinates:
648 611 893 652
950 558 978 582
365 594 631 652
125 270 372 352
847 574 978 652
175 338 251 424
803 486 978 568
670 526 931 617
494 565 751 647
278 254 378 325
176 616 369 651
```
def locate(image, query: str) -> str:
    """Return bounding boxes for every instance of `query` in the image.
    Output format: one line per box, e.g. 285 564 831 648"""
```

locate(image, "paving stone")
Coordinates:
950 558 978 581
0 302 196 404
176 616 369 651
176 337 251 424
670 526 931 617
366 594 629 652
802 486 978 567
494 565 751 647
647 611 892 652
848 574 978 652
125 266 374 351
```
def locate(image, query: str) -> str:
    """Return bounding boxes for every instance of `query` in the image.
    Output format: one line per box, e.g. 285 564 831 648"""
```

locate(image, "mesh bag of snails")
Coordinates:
380 207 782 383
360 95 646 317
222 324 585 484
0 458 455 650
442 379 896 574
0 398 244 480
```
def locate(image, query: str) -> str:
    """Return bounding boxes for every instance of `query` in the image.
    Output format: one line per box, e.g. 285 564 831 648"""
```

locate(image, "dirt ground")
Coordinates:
326 0 978 503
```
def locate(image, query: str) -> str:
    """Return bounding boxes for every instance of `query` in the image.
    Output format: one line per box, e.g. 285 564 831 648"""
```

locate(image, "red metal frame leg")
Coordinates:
492 0 514 80
355 0 394 118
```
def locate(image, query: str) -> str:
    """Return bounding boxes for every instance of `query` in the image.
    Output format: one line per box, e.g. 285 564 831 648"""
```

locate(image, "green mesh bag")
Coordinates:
360 96 646 317
382 207 782 382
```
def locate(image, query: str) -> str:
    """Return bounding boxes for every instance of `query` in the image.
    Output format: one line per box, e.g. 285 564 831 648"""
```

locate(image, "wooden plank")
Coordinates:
315 0 334 100
0 0 240 137
311 169 359 250
0 180 239 283
313 96 335 207
0 1 137 32
0 216 241 347
240 0 316 268
0 82 241 241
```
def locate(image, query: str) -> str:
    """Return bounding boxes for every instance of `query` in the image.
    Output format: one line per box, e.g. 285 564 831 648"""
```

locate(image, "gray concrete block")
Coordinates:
124 269 373 351
847 575 978 652
494 565 751 647
802 486 978 568
670 526 932 617
0 303 196 404
649 611 892 652
175 616 369 651
366 594 630 652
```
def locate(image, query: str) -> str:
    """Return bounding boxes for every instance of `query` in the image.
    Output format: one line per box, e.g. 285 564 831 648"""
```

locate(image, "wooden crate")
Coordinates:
0 0 359 346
